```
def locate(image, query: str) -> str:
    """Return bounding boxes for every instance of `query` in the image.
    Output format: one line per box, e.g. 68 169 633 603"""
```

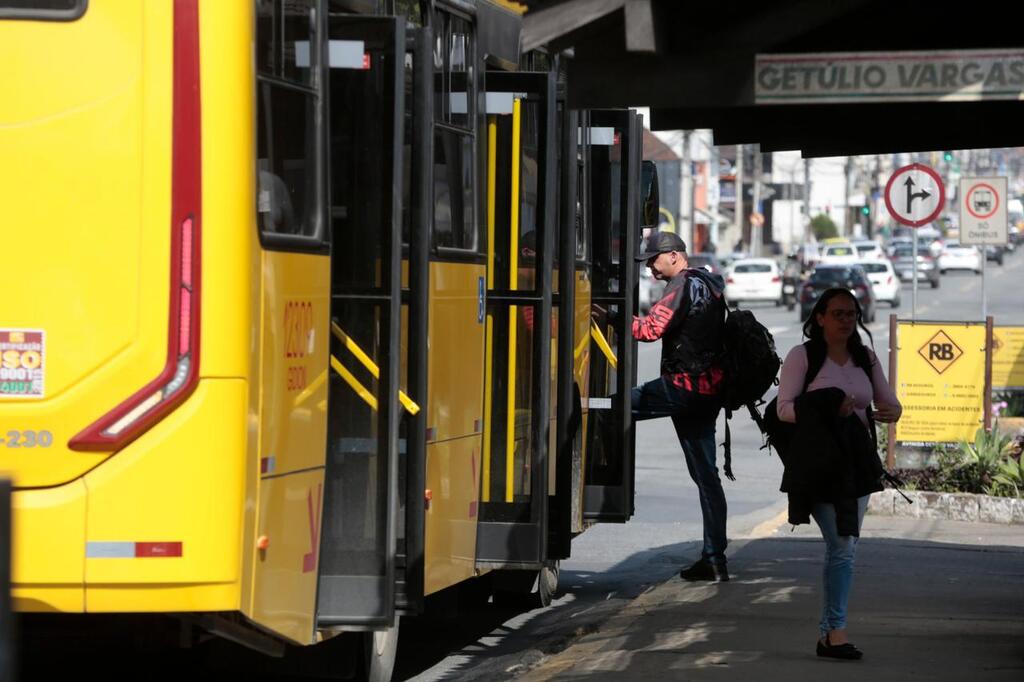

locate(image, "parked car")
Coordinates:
852 240 886 260
687 252 723 274
724 258 783 306
818 242 859 264
858 259 900 308
890 243 940 288
938 240 983 274
985 244 1006 265
799 264 876 323
888 235 941 259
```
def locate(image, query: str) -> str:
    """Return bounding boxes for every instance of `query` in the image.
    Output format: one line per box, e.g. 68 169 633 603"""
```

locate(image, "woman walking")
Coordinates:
776 288 902 660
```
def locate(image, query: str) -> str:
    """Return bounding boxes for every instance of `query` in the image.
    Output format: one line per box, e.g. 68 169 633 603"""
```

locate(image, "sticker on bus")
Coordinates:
0 329 45 398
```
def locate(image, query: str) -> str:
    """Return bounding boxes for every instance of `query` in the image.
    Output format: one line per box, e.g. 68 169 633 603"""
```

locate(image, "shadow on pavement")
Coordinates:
524 534 1024 681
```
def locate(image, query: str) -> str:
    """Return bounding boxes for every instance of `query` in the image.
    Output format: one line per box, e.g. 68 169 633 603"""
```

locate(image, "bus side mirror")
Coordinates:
640 160 659 231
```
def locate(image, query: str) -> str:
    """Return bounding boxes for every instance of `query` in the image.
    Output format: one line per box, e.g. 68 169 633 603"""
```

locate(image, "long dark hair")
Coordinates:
802 288 875 370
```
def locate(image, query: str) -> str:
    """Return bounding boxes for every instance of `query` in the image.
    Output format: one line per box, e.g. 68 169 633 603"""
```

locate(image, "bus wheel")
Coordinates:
362 619 399 682
537 560 560 608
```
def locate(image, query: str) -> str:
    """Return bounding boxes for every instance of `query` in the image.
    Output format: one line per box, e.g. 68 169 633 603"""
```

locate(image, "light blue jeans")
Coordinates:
811 495 869 636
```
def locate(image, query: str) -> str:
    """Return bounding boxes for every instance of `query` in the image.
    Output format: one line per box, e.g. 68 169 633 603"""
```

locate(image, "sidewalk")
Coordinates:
520 515 1024 681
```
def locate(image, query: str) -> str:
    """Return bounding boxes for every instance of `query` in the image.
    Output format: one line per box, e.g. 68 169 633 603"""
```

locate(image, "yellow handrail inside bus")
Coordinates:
330 320 420 415
590 319 618 370
330 355 377 411
482 114 498 502
574 319 591 361
505 98 522 504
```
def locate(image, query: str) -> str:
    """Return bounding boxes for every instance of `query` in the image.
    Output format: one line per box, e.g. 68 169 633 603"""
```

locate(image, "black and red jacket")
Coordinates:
633 268 726 394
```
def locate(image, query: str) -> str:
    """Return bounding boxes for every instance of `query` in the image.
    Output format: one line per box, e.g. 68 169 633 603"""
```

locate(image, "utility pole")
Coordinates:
681 130 691 244
844 155 854 238
751 148 762 257
688 136 697 251
804 158 812 241
735 144 744 253
872 155 882 239
709 141 720 252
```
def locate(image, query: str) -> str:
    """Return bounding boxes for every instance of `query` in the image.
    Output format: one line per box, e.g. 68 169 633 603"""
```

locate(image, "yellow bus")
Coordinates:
0 0 654 676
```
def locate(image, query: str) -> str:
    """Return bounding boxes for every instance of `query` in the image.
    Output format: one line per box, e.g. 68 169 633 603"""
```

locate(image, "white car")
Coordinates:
819 243 860 264
852 240 886 260
858 260 900 307
725 258 783 305
939 240 982 274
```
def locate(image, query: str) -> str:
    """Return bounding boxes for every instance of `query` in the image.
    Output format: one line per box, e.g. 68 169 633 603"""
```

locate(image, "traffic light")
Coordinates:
943 151 954 162
860 206 870 216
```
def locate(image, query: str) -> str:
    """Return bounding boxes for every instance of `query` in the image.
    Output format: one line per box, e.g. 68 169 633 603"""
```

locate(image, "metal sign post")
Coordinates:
912 235 918 320
960 177 1007 324
884 163 945 322
982 251 987 319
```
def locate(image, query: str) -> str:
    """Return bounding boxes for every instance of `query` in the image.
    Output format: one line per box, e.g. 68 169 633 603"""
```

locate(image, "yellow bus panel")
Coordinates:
197 0 255 381
258 251 331 478
10 479 87 613
0 0 174 487
250 468 325 646
427 262 486 441
82 380 247 610
424 436 481 595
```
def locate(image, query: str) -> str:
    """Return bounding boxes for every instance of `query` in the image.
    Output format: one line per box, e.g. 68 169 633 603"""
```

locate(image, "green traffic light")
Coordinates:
943 151 953 162
861 206 870 215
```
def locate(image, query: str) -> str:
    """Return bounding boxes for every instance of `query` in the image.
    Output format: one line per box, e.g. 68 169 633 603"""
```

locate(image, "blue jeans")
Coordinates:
811 495 869 635
631 376 727 564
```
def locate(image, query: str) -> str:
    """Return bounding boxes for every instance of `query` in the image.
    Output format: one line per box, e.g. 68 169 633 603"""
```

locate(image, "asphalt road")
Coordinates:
398 248 1024 681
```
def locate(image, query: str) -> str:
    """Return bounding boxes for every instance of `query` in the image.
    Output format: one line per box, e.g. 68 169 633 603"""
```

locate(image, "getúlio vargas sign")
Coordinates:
755 48 1024 104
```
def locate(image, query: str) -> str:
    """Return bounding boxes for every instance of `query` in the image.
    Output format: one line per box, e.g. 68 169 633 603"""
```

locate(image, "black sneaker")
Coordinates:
679 558 730 582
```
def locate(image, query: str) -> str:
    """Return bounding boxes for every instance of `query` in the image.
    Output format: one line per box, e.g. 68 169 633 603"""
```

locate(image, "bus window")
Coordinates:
255 0 324 245
256 85 320 240
432 129 476 251
0 0 86 21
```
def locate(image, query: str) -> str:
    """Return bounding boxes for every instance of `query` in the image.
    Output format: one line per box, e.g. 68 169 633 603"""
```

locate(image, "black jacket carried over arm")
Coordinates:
780 387 884 537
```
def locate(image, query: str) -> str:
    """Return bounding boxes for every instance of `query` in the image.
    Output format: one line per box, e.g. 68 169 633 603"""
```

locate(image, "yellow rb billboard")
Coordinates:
895 322 986 445
992 326 1024 389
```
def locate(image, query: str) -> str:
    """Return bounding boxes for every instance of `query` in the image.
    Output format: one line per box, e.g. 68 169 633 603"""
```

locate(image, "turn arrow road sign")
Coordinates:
884 163 945 227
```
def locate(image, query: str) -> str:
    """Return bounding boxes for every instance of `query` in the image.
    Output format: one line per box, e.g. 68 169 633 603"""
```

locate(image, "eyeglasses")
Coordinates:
827 310 858 321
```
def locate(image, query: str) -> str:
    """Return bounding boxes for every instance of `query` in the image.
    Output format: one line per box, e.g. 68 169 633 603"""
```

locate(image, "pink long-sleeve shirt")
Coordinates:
777 345 900 427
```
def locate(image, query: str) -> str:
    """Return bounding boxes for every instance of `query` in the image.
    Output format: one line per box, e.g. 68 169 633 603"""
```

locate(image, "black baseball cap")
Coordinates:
635 231 687 261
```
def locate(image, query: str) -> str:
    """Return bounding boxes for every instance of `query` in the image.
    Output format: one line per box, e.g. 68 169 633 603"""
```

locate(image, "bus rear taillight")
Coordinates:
69 0 202 452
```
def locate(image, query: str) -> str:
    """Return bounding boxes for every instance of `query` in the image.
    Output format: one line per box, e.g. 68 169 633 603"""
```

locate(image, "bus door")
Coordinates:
550 101 584 560
476 69 557 568
317 14 406 628
583 110 642 522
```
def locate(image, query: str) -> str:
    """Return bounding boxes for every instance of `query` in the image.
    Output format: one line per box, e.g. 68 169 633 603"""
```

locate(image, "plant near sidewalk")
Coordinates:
990 452 1024 498
958 422 1016 495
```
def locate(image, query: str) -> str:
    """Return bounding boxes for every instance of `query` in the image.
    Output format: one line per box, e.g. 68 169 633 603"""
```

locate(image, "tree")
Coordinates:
810 213 839 240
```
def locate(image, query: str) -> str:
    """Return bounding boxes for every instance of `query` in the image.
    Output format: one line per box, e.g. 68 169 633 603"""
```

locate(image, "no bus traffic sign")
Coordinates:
884 163 945 227
959 177 1007 246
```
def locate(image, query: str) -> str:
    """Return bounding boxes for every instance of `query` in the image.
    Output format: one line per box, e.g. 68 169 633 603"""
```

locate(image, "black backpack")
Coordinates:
718 306 782 480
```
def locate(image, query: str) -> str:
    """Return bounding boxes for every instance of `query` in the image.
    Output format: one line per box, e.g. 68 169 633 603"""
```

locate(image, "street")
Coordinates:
397 252 1024 681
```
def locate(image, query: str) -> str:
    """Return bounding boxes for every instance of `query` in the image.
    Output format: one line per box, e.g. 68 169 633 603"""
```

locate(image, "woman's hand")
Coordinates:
874 402 903 423
838 393 856 417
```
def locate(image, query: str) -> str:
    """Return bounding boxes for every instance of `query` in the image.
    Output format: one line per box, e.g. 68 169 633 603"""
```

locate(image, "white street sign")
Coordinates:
884 163 945 228
959 177 1007 245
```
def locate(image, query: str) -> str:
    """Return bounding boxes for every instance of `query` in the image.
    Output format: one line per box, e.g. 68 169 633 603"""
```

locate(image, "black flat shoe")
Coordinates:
679 558 730 582
816 636 863 660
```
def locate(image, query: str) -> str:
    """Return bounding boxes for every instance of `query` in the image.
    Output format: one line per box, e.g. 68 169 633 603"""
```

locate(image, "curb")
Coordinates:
868 488 1024 524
